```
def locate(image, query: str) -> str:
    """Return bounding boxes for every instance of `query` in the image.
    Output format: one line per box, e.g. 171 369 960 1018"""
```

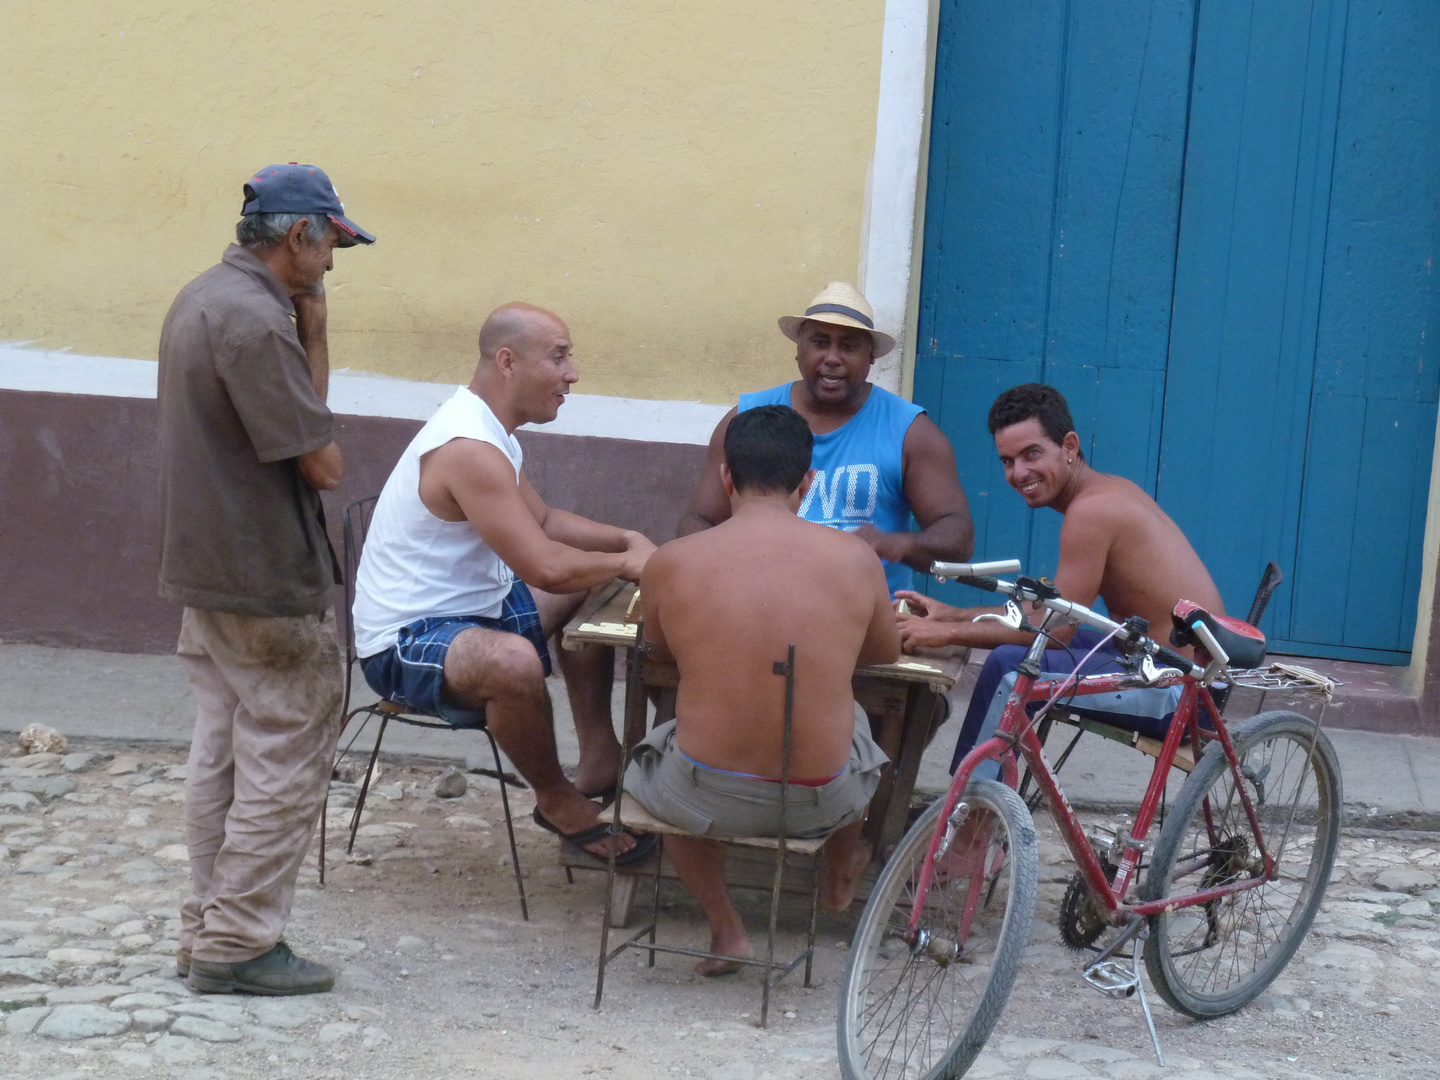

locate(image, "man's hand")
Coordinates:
292 289 330 401
852 524 912 564
619 531 657 581
895 609 964 652
892 590 969 622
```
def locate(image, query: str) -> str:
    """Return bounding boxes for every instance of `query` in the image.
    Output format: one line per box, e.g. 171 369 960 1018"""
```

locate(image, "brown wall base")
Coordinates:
0 389 705 656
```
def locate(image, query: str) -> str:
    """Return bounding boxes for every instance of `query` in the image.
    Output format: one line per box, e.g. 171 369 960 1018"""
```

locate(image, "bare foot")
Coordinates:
696 932 751 977
821 837 874 912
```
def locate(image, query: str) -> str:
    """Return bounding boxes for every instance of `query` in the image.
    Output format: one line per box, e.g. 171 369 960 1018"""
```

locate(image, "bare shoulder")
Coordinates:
1070 472 1153 520
901 412 956 458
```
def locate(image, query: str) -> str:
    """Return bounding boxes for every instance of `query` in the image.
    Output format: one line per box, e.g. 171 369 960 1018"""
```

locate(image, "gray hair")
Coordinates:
235 212 331 249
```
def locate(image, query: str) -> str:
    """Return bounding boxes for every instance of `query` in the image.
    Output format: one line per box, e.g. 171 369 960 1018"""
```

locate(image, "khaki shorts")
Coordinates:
623 711 889 840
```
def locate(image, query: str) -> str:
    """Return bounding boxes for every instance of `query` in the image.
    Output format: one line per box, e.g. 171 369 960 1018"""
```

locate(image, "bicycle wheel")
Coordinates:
1143 710 1342 1018
838 779 1038 1080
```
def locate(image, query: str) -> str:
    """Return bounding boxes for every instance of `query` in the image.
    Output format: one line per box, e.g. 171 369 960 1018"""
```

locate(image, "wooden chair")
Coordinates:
593 642 828 1028
318 495 529 920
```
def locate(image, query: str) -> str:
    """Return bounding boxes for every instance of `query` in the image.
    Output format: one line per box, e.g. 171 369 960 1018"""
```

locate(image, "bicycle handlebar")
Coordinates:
929 559 1203 679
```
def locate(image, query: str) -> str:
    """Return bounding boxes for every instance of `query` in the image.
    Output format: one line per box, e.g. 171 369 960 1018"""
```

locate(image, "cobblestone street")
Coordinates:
1 738 1437 1079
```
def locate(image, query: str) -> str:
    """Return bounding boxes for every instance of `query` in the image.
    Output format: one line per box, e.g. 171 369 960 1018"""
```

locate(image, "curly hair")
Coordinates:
988 383 1078 450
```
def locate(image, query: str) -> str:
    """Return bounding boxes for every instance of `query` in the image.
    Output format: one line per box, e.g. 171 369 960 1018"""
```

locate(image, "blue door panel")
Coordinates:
1044 1 1195 373
919 2 1066 363
918 0 1438 662
1343 398 1434 650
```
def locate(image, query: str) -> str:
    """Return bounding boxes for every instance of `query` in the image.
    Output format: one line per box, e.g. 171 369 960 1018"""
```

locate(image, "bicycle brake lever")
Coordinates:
1136 653 1183 686
974 599 1027 632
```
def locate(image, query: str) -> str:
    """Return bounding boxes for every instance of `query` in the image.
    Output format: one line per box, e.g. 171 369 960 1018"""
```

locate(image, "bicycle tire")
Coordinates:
1143 710 1342 1019
838 779 1039 1080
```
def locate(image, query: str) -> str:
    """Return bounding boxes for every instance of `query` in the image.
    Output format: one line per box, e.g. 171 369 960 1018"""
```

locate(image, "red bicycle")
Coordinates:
838 561 1343 1080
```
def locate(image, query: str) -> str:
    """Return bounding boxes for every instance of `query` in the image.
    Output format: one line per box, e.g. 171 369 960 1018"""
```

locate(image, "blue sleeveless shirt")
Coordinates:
738 383 924 594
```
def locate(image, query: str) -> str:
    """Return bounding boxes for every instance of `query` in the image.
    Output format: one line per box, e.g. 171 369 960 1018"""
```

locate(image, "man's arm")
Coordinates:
892 503 1114 652
517 475 653 556
857 550 902 667
292 290 344 490
638 551 675 663
854 415 974 570
675 408 737 537
424 440 649 592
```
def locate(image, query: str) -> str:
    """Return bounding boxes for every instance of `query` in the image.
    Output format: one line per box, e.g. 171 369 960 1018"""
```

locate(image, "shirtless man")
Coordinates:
678 282 974 594
627 405 900 973
353 303 657 862
894 383 1224 777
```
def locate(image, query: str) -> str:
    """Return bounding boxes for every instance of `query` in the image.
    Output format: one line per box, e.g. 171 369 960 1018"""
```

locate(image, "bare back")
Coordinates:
1059 472 1225 637
642 508 899 780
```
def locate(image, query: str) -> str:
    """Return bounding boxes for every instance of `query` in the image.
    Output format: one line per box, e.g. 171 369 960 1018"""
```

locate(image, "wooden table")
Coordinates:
561 580 967 861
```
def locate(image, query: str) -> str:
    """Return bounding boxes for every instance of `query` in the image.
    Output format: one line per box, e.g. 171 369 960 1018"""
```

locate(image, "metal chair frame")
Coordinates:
594 638 825 1027
318 494 529 920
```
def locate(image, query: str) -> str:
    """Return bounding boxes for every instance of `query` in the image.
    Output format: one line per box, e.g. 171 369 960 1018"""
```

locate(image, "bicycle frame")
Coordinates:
907 615 1276 942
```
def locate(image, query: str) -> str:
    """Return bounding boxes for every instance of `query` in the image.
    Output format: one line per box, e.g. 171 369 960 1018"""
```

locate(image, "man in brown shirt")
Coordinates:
157 163 373 995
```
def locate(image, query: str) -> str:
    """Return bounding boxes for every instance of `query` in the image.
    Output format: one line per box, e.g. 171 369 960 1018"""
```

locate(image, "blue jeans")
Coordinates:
951 629 1189 780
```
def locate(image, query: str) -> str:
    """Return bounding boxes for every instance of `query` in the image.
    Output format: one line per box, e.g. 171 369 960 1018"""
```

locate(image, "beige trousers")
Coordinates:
177 607 344 963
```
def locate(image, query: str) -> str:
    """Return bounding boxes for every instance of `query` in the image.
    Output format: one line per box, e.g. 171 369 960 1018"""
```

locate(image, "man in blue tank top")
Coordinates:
678 282 974 593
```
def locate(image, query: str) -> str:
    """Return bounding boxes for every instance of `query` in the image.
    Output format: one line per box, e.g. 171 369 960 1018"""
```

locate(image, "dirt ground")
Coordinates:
2 738 1438 1079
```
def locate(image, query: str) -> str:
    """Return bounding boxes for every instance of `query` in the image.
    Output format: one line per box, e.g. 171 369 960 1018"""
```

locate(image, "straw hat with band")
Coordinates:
777 282 895 359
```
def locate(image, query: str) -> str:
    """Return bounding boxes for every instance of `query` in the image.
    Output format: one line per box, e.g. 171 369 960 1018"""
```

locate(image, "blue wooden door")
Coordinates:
916 0 1440 664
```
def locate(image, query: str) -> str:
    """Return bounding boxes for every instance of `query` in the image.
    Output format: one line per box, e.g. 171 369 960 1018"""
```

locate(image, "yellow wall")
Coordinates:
1 2 884 402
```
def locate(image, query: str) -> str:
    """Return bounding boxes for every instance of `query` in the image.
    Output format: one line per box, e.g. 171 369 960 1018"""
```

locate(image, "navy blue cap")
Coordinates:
241 163 375 247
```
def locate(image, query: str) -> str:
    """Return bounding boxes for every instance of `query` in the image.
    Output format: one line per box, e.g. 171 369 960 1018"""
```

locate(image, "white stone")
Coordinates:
152 1033 207 1064
47 946 117 964
4 1006 51 1035
1304 942 1384 971
1020 1060 1092 1079
152 843 189 863
249 995 331 1029
170 1015 242 1042
36 1003 131 1039
318 1020 360 1042
112 992 176 1009
171 1000 251 1026
45 984 128 1004
83 903 142 925
45 915 103 936
1374 867 1438 894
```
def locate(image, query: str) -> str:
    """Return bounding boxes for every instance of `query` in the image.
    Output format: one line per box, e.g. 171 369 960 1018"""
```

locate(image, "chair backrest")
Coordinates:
339 494 381 710
1246 560 1284 627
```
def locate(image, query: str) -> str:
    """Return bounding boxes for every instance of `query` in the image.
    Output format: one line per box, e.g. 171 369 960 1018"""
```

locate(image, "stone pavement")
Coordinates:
0 740 1437 1078
2 640 1439 1078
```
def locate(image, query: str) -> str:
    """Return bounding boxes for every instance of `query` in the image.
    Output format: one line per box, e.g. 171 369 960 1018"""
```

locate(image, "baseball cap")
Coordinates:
241 163 375 246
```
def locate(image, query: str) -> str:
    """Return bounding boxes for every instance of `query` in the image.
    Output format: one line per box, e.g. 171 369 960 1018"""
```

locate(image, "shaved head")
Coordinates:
478 302 565 363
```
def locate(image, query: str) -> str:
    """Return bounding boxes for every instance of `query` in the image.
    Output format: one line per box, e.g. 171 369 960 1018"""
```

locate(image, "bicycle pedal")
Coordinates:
1082 960 1139 998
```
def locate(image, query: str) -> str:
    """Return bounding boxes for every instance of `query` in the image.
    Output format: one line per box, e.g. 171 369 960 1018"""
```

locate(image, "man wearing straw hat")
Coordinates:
678 282 973 594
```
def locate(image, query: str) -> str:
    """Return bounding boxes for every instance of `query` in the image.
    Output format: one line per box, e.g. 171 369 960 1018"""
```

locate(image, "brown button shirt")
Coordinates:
157 244 338 617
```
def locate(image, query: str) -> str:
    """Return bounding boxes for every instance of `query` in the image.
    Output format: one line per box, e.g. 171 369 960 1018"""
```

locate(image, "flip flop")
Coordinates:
578 782 618 808
531 806 658 866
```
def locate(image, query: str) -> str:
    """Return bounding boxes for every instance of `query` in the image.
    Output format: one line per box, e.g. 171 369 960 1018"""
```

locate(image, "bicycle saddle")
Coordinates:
1169 601 1267 670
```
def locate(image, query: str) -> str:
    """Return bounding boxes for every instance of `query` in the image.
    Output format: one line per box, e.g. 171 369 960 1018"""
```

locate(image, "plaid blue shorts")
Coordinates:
358 581 552 728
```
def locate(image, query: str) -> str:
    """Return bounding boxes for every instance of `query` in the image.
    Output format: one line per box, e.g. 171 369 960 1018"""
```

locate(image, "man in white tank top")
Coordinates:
353 303 657 862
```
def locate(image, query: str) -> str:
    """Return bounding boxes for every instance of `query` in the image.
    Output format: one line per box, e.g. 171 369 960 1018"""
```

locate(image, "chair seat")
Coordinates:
613 799 828 856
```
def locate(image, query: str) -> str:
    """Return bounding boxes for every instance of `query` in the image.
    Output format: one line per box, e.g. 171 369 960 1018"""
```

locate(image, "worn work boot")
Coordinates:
176 948 191 978
187 941 335 996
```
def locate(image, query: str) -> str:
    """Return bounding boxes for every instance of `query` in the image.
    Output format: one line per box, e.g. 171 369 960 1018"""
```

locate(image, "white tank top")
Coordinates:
352 387 523 657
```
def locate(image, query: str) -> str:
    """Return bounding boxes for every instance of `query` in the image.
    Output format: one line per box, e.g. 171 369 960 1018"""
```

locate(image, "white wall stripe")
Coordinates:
859 0 937 397
0 345 729 446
